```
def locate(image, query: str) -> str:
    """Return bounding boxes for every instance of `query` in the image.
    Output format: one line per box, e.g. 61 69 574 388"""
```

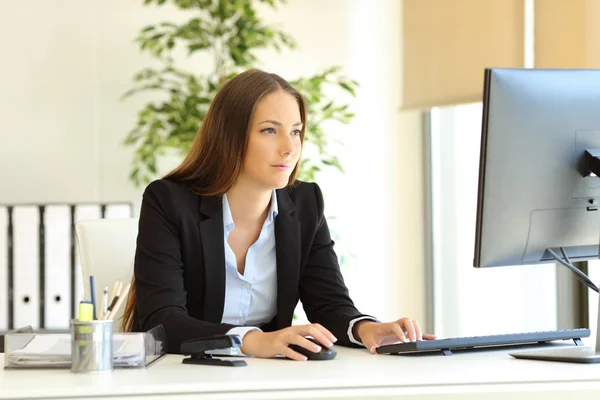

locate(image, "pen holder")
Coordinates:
70 319 113 373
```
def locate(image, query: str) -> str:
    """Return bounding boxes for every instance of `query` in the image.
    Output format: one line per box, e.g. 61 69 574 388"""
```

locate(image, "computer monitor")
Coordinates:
474 68 600 362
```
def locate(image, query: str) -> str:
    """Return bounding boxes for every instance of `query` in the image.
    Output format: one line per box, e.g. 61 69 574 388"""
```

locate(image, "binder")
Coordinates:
104 203 132 220
43 206 71 329
73 205 101 307
0 206 8 331
13 206 40 330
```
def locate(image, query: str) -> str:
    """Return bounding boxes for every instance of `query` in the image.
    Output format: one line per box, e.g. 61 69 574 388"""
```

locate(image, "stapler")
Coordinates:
180 334 247 367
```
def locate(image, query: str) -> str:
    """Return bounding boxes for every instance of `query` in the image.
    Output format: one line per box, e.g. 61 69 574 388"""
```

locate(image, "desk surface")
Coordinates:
2 344 600 400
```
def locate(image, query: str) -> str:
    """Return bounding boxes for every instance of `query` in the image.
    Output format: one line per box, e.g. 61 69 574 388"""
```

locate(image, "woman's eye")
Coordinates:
292 130 302 136
261 127 276 134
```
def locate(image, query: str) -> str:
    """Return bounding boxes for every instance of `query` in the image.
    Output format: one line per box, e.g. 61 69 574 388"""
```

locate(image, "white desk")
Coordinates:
2 344 600 400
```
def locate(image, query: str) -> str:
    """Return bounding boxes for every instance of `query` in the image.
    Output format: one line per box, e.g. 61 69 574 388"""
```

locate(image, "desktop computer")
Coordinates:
477 68 600 363
378 68 600 362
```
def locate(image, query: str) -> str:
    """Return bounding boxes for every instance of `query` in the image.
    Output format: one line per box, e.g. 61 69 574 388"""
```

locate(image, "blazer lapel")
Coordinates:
274 189 301 329
198 195 226 323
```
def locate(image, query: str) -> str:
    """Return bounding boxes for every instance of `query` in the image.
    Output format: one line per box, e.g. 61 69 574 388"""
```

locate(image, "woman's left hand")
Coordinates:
355 318 437 354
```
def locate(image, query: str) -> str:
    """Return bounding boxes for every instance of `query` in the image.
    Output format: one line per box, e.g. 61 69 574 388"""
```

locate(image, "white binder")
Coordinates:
104 203 132 220
13 206 40 330
0 206 8 331
74 205 101 307
43 206 71 329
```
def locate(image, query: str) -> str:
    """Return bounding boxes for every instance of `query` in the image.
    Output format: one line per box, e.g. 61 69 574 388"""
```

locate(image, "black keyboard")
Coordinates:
376 328 590 356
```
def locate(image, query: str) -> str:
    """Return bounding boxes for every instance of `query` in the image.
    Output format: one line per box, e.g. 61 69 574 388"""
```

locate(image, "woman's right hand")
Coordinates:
240 323 337 361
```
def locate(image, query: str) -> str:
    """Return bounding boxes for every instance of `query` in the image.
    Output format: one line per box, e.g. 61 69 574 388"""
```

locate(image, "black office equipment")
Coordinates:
181 334 247 367
376 328 589 356
288 337 337 361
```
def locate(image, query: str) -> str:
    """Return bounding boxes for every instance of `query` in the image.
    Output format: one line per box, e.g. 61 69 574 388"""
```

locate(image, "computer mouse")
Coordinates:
288 337 337 361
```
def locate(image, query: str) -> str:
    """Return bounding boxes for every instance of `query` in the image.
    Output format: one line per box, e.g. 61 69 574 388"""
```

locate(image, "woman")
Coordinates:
122 69 435 360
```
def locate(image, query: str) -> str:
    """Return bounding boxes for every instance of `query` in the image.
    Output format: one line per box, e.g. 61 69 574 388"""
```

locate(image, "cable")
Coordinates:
548 248 599 293
560 247 571 265
552 248 598 292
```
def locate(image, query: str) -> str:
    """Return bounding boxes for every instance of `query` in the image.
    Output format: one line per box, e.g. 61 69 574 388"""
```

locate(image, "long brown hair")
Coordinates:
121 69 307 331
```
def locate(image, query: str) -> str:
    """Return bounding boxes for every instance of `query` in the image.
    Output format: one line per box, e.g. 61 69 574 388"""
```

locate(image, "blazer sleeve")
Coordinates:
298 183 375 347
134 180 235 353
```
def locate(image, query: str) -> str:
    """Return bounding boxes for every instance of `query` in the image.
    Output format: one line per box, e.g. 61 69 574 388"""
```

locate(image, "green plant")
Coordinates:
122 0 358 186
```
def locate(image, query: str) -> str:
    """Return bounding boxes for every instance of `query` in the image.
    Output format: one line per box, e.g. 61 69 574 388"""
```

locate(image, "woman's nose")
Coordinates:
280 134 297 155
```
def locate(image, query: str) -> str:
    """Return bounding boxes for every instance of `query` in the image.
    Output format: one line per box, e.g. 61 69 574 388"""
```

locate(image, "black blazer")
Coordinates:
133 179 370 353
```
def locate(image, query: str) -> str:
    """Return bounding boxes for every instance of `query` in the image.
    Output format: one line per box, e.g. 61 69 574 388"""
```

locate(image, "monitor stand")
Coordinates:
509 291 600 363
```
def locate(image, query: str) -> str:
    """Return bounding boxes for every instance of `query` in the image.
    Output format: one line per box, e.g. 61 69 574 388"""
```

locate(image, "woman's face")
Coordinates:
239 90 302 191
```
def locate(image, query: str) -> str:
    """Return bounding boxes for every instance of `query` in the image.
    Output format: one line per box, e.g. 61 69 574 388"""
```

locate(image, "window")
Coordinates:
429 104 559 338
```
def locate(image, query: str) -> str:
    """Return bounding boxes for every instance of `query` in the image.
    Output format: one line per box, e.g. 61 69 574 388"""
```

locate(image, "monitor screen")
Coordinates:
474 68 600 268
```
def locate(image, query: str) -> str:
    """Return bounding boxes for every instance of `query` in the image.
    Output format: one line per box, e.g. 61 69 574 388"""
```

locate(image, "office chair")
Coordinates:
75 218 138 330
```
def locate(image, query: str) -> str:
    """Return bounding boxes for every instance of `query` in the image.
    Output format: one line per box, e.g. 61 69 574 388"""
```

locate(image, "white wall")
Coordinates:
0 0 428 329
2 1 162 205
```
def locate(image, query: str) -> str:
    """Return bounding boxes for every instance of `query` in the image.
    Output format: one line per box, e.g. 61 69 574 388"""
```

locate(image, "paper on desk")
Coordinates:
8 333 143 367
